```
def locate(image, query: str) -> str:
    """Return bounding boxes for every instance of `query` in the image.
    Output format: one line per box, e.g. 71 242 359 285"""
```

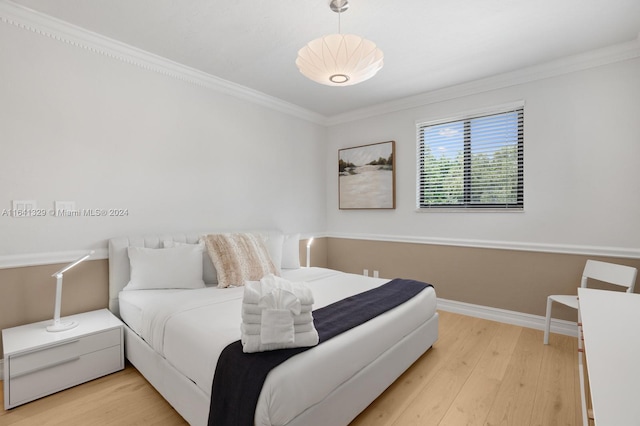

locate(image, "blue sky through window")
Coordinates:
422 112 519 160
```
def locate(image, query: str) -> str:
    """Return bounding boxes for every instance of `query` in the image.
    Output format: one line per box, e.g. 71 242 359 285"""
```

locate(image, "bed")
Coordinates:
108 232 439 426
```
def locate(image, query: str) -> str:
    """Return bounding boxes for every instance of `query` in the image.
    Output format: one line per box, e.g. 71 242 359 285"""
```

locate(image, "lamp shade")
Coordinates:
296 33 383 86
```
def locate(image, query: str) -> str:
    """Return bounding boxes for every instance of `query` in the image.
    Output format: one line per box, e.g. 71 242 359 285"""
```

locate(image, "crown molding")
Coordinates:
2 1 638 129
0 0 327 125
326 36 640 126
327 232 640 259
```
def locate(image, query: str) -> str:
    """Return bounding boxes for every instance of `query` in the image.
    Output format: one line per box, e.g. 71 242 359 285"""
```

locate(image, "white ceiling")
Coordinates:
8 0 640 118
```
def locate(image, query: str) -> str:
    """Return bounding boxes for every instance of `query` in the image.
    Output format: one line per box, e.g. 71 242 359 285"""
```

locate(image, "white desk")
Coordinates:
578 287 640 425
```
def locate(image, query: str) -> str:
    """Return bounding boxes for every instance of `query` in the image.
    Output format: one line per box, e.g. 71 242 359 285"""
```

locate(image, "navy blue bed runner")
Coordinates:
207 278 432 426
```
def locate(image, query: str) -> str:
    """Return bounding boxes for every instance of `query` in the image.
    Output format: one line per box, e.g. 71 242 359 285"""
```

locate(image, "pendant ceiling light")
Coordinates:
296 0 384 86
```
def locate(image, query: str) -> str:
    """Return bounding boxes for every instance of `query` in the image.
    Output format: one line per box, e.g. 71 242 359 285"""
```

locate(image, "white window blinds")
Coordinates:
417 106 524 209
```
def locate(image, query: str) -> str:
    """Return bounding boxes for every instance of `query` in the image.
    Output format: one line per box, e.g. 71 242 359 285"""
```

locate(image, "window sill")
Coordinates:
415 208 524 213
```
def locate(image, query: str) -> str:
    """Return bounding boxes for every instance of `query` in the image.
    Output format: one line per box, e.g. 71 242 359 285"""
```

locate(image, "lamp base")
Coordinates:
47 320 79 332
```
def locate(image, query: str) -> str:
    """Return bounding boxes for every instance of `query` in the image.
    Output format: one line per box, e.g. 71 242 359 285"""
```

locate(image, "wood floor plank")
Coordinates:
350 311 467 426
530 332 578 426
0 365 186 426
390 315 500 425
438 322 521 425
1 312 582 426
484 327 545 426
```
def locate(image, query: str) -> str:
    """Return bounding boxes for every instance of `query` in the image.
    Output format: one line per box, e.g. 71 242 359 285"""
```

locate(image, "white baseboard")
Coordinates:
437 297 578 337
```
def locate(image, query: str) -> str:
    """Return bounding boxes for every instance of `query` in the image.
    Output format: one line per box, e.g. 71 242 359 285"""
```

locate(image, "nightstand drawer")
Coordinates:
9 328 121 378
8 344 122 407
3 309 125 410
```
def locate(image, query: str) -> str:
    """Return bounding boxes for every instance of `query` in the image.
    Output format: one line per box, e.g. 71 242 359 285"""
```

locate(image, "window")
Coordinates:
417 105 524 210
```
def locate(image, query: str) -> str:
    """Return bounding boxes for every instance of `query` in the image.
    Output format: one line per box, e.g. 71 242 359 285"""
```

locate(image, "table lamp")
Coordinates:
47 250 94 332
306 237 314 268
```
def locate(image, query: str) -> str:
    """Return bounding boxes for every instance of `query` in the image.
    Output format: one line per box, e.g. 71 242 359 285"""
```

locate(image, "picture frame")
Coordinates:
338 141 396 209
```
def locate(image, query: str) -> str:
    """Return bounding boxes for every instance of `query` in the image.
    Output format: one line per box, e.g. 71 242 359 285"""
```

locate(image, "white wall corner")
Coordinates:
0 0 326 125
436 297 578 338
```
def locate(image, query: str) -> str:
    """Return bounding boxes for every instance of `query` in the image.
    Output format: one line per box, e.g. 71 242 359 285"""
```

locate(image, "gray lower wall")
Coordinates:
2 237 637 356
0 239 327 356
326 237 640 319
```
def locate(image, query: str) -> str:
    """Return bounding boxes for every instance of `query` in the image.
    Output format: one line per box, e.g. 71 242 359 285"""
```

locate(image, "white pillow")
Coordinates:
281 233 301 269
258 232 284 271
163 240 217 285
124 245 206 291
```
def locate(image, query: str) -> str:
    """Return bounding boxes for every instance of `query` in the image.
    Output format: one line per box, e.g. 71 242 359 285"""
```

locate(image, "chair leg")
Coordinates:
544 297 553 344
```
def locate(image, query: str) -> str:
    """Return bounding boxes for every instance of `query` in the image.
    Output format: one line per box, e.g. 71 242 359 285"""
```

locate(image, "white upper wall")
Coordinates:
0 21 327 258
2 4 639 262
326 58 640 257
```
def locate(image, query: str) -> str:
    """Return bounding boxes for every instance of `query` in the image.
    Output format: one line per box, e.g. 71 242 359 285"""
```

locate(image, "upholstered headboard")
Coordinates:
108 230 299 318
108 233 205 317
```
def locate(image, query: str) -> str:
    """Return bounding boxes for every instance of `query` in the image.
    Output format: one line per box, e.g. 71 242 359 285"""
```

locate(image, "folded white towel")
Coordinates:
244 275 314 305
240 274 318 353
256 289 300 345
241 321 315 335
259 309 294 345
242 302 312 315
258 288 301 315
242 311 313 325
241 330 319 353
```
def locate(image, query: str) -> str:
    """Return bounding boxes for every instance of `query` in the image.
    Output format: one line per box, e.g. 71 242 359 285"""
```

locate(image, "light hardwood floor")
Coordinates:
0 311 581 425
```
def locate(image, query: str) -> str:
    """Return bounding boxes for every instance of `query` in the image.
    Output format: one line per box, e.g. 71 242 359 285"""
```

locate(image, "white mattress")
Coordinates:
118 267 437 425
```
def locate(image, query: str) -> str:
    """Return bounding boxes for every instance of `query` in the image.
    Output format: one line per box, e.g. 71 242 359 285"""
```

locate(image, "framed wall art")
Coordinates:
338 141 396 209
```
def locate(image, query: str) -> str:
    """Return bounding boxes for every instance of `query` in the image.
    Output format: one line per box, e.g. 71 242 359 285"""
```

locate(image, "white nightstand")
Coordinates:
3 309 124 410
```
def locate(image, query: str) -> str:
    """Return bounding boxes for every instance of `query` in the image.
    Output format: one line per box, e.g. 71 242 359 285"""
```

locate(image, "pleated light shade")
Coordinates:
296 33 383 86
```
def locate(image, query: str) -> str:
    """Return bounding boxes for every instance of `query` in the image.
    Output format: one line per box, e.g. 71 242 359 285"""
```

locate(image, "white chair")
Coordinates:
543 259 637 344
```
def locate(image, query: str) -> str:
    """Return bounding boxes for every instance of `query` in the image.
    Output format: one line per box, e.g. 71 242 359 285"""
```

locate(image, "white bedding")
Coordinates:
119 267 437 425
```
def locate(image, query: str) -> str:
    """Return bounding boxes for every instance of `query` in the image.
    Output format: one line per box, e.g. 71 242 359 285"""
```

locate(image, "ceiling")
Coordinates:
8 0 640 118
